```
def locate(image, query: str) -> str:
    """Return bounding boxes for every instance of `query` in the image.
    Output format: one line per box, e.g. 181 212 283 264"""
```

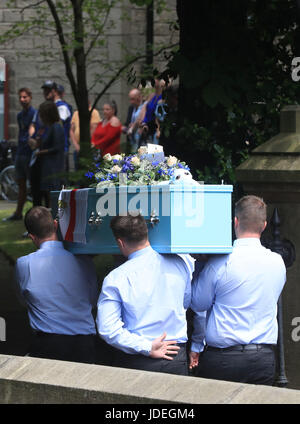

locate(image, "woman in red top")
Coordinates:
91 100 122 155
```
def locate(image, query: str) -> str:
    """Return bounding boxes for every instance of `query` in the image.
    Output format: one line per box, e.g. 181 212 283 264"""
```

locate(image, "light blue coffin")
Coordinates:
50 184 233 254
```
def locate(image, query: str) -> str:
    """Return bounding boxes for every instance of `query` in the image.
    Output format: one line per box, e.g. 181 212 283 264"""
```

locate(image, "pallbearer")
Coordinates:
190 195 286 385
97 213 205 375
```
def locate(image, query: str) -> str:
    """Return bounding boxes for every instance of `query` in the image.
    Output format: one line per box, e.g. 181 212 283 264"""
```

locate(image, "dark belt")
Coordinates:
206 343 274 352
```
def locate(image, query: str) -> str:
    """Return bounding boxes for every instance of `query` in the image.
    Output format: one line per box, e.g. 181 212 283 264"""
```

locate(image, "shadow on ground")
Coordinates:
0 252 32 355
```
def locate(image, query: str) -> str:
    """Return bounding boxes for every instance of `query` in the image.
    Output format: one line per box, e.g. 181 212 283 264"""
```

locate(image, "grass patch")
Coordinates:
0 201 115 283
0 202 35 263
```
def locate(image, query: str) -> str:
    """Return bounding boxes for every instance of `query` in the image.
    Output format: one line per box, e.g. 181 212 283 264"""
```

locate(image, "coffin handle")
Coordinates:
146 210 160 228
88 211 96 225
88 211 103 227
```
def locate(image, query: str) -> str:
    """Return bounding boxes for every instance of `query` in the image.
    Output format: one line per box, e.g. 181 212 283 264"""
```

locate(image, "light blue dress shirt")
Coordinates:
97 246 204 356
15 241 99 335
191 238 286 349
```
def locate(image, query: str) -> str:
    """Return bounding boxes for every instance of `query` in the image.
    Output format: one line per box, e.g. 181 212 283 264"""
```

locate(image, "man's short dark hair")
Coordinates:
56 84 64 95
18 87 32 98
235 195 267 234
25 206 56 239
110 214 148 245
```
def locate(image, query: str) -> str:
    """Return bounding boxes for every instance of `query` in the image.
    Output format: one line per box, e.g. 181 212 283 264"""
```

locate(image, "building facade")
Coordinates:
0 0 177 143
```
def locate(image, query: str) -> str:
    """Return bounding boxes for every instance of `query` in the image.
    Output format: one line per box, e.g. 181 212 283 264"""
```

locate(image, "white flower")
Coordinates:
131 156 140 166
111 165 122 173
167 156 178 166
111 154 122 161
103 153 112 161
137 146 148 156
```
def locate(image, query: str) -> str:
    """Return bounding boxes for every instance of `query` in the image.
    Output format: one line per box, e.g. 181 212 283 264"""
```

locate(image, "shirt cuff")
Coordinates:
191 341 205 353
139 340 153 357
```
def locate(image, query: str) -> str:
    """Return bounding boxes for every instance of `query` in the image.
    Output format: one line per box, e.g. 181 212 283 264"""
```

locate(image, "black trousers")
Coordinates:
112 343 188 376
196 345 276 385
28 332 96 364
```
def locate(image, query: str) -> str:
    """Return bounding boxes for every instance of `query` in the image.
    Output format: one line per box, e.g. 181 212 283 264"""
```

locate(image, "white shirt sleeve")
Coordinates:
14 258 29 307
191 311 206 353
96 275 152 356
177 254 195 309
57 104 71 121
191 262 218 312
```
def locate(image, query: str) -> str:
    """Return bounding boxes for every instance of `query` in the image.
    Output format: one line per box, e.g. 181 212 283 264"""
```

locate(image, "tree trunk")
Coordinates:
72 0 90 159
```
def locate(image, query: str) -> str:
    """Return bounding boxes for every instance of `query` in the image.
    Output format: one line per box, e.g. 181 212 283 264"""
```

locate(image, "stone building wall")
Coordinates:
0 0 177 142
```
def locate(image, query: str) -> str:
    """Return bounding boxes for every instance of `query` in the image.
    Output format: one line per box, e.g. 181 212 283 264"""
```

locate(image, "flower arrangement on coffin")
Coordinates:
85 146 196 188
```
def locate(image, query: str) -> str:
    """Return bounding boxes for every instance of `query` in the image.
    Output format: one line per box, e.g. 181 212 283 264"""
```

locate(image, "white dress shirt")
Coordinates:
15 241 99 335
191 238 286 348
97 246 205 356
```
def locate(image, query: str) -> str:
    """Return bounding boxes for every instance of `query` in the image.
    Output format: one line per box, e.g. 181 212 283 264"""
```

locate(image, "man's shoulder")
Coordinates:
262 246 286 267
204 254 231 274
28 105 37 114
161 253 192 266
16 250 37 267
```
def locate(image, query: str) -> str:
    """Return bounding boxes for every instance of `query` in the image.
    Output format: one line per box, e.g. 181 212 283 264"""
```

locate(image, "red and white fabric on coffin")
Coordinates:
58 188 89 243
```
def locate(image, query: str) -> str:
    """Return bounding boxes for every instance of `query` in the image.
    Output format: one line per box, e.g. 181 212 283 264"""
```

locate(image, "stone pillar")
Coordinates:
236 105 300 390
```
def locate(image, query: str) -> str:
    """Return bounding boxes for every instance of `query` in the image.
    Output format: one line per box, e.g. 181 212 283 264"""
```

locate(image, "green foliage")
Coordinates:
0 0 178 170
163 0 300 185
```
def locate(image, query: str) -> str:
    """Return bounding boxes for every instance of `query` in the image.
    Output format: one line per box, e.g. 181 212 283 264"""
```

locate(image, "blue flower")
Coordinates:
107 173 118 180
121 161 134 173
85 171 94 179
152 161 160 166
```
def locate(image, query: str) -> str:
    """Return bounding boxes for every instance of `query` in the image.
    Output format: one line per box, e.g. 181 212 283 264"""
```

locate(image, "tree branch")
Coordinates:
84 7 111 59
46 0 78 102
91 42 178 111
20 0 46 13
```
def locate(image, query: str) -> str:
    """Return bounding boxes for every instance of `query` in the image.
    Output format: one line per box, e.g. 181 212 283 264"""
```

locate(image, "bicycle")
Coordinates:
0 140 31 202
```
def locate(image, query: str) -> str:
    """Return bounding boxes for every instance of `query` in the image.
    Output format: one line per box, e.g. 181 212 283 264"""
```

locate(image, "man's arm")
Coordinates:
188 262 217 369
76 255 99 307
177 254 195 309
97 276 178 358
69 121 80 152
189 311 206 369
191 262 217 312
14 259 29 307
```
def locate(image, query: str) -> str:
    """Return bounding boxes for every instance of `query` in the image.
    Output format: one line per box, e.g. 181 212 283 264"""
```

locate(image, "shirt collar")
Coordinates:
233 238 261 247
40 240 64 250
128 245 154 260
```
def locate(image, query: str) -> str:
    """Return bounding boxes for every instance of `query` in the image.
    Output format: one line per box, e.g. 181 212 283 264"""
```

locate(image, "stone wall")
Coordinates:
0 0 177 142
1 354 300 404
